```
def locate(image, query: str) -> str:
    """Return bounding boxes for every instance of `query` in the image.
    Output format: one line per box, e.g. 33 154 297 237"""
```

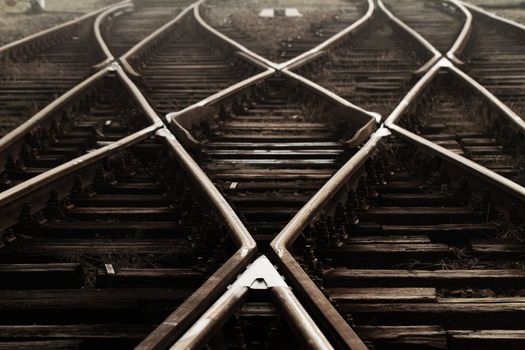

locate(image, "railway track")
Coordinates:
0 136 245 349
170 76 375 246
120 6 263 116
0 12 105 137
382 0 464 53
167 255 334 349
0 0 525 349
469 1 525 25
0 67 156 191
100 0 194 58
293 8 428 117
280 132 525 350
456 2 525 119
396 65 525 186
202 0 367 62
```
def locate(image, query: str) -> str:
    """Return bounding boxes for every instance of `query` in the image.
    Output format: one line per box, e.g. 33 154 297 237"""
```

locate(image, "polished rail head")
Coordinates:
377 0 442 75
119 0 272 78
0 123 257 350
448 0 525 63
170 256 334 350
194 0 376 72
279 0 376 71
167 69 378 151
447 62 525 134
0 119 257 350
157 128 255 251
166 69 275 148
93 2 134 69
119 1 199 77
0 124 159 210
114 64 165 127
271 127 389 253
283 69 382 125
388 123 525 202
385 57 525 142
282 69 379 147
0 0 131 58
384 58 444 126
135 249 253 350
270 129 390 350
270 114 524 348
458 0 525 32
0 62 163 178
386 55 525 131
193 1 278 69
273 123 525 242
135 127 257 350
0 67 109 158
446 0 473 65
384 57 525 202
0 48 166 207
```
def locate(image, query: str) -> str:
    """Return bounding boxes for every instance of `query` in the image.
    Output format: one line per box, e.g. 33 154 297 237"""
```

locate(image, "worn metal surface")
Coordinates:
0 0 524 348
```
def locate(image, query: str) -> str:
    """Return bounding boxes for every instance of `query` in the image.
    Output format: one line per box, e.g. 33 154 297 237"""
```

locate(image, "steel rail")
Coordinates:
0 123 257 349
286 0 442 75
0 63 163 174
270 119 525 350
0 67 107 159
450 62 525 134
271 286 334 350
282 69 380 146
459 0 525 32
170 256 333 350
136 128 257 350
166 68 274 148
93 2 135 69
0 52 166 211
119 1 199 77
387 123 525 203
114 64 164 127
0 123 159 216
167 68 378 150
270 129 391 350
193 1 278 69
377 0 442 75
384 57 525 135
119 0 272 78
156 127 256 273
0 0 130 60
0 63 258 348
446 0 473 65
384 58 525 203
277 0 447 127
278 0 375 70
116 34 262 347
192 0 375 72
1 14 263 350
447 0 525 63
